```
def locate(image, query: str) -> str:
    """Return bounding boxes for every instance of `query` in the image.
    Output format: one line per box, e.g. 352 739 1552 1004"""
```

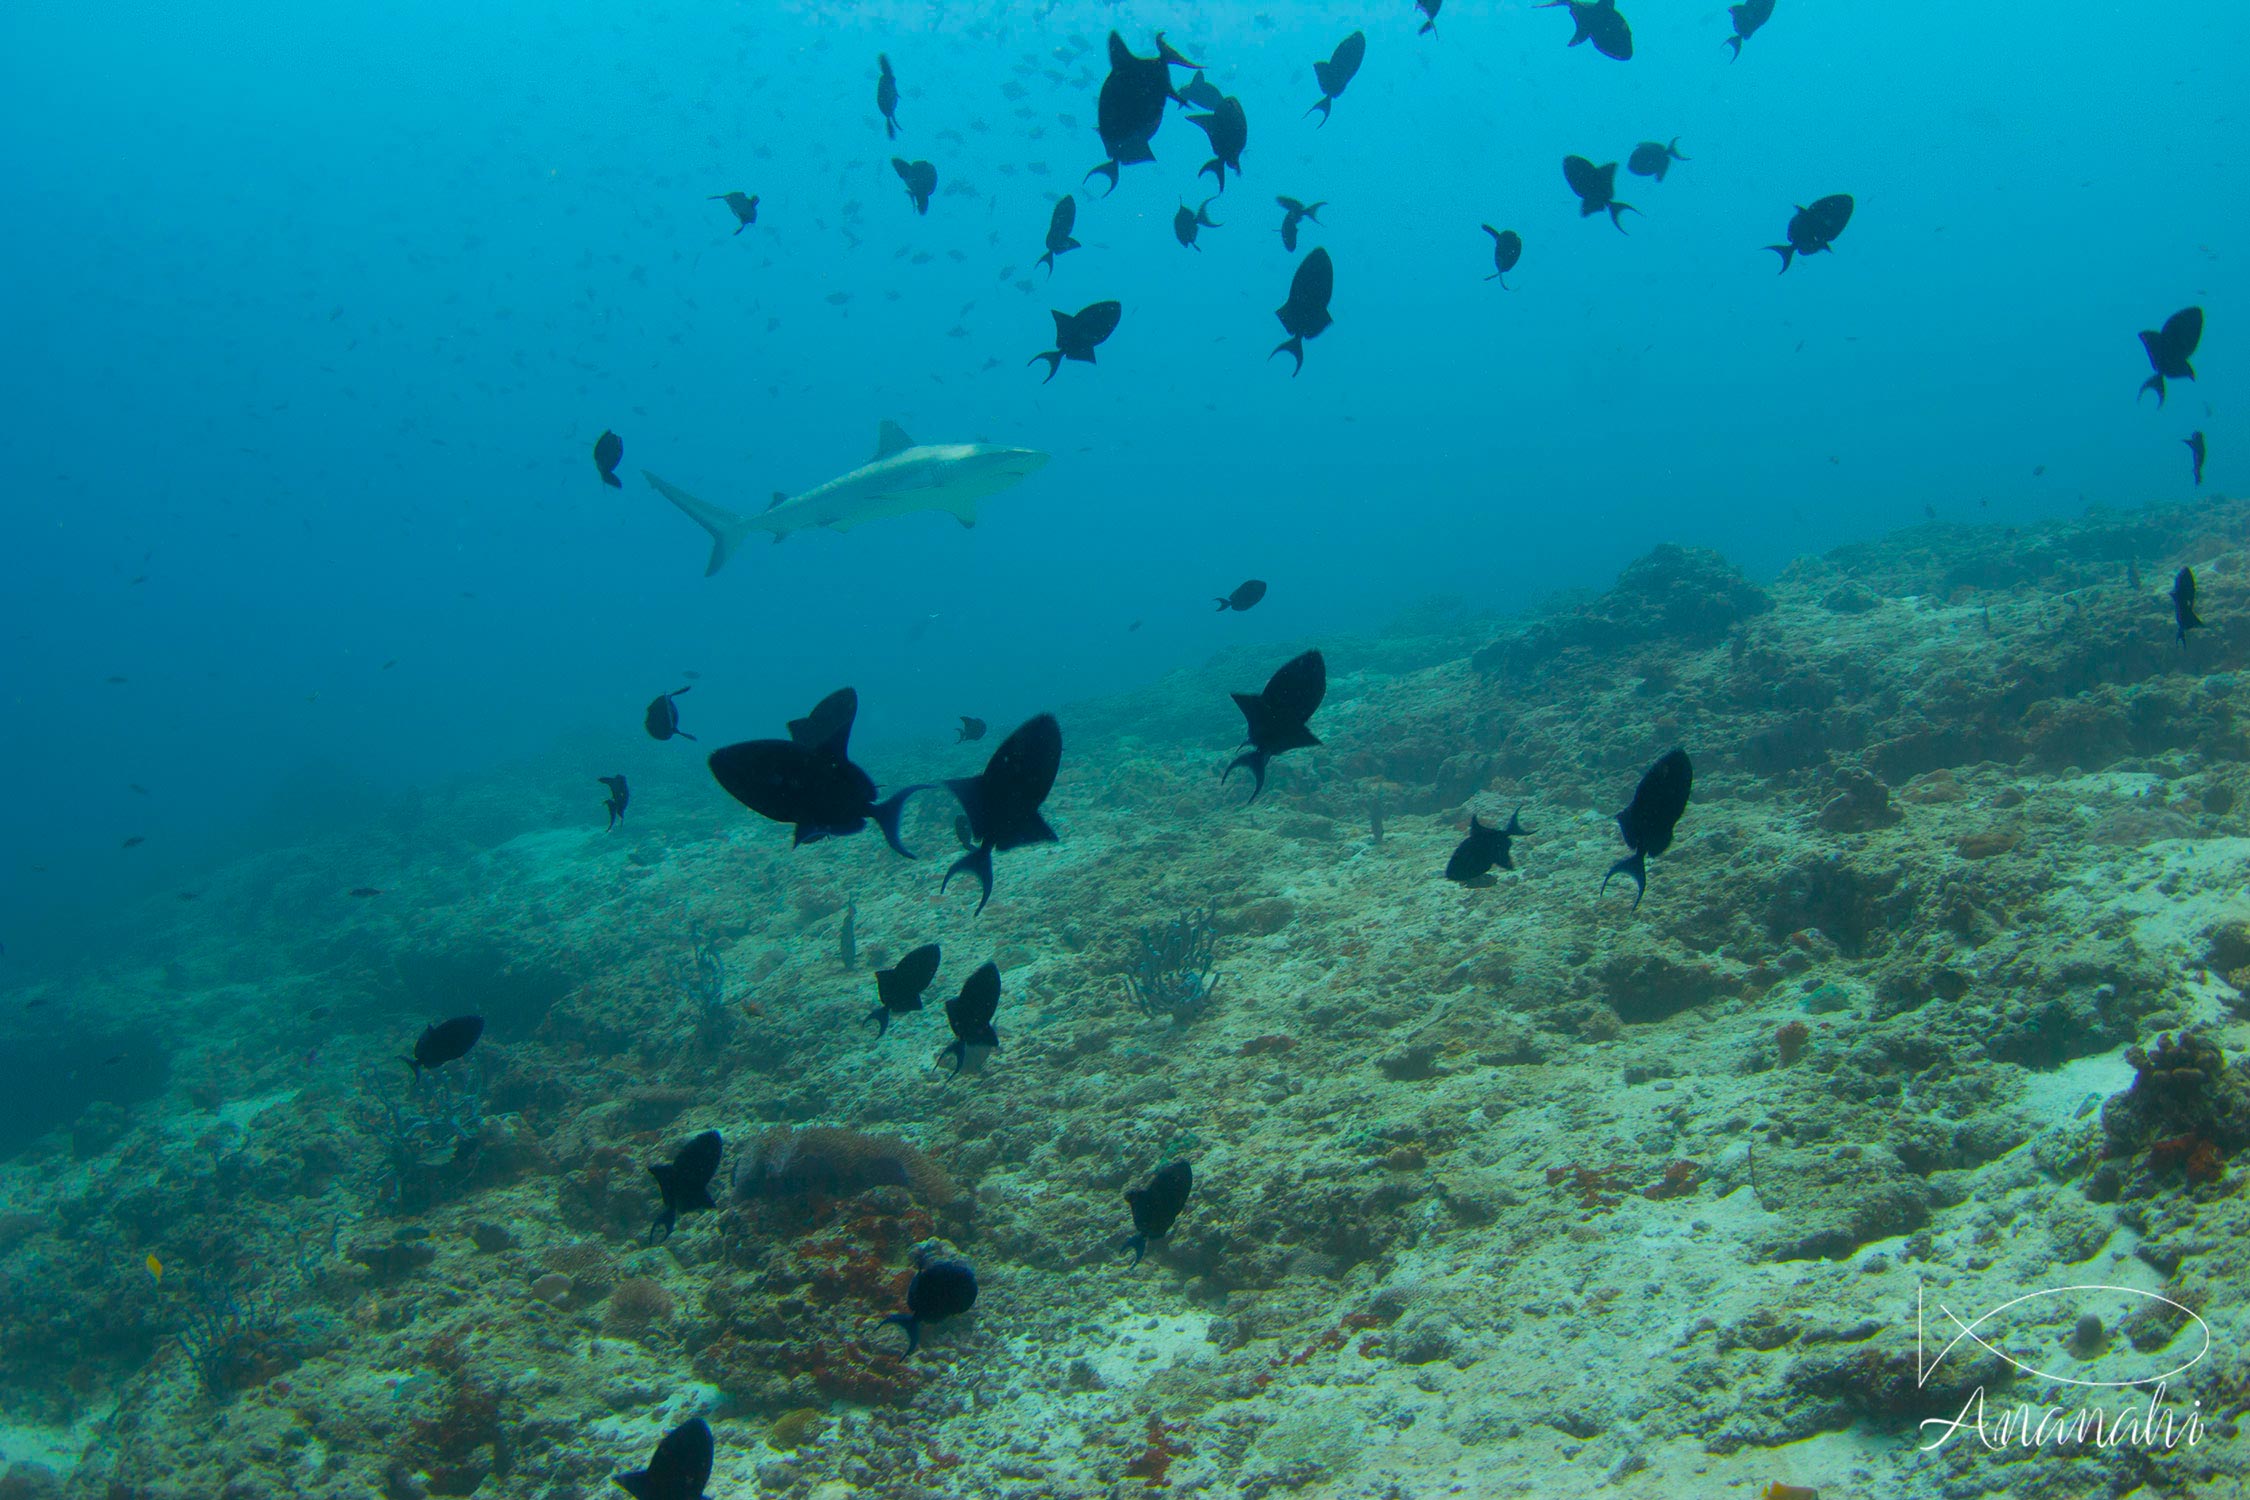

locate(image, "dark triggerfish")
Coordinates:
647 1129 722 1245
1482 226 1523 287
1217 579 1267 612
1030 301 1123 382
1603 748 1692 909
877 53 901 138
706 687 927 856
2185 431 2206 487
1125 1159 1192 1265
1272 247 1335 376
1037 195 1081 275
1564 156 1637 232
1726 0 1775 59
1190 95 1247 190
893 157 937 215
614 1417 713 1500
1540 0 1633 60
1087 31 1198 195
709 191 759 234
1768 194 1853 271
1276 196 1325 253
645 686 695 742
1306 32 1366 125
1226 648 1326 801
599 774 628 830
868 942 942 1037
406 1015 483 1078
2138 307 2203 407
1628 138 1687 182
941 961 1002 1076
593 430 624 488
885 1259 978 1353
1445 809 1528 884
944 715 1063 912
2173 566 2205 645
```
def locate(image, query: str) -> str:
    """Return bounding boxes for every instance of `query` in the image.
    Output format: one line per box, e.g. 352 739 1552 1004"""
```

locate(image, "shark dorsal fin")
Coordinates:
767 491 787 511
874 420 915 460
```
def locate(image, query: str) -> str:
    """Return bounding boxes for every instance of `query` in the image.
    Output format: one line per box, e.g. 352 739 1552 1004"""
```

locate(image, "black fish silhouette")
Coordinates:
1306 31 1366 124
1627 138 1687 181
893 157 937 215
1174 197 1220 250
1482 226 1523 287
1125 1159 1193 1264
406 1015 483 1078
645 686 694 742
1037 195 1081 274
944 715 1063 912
707 687 927 856
1563 156 1637 232
1540 0 1633 60
1726 0 1775 59
956 715 987 742
941 962 1001 1076
1769 194 1853 271
884 1259 978 1352
2138 307 2203 406
877 53 901 138
1087 31 1198 195
1217 579 1267 612
1190 95 1247 189
647 1129 722 1245
869 943 942 1037
1276 196 1326 252
1445 809 1528 884
1226 649 1326 801
1180 72 1227 112
2185 431 2206 487
599 774 628 830
1603 748 1692 909
709 191 759 233
2173 566 2205 645
1416 0 1443 35
614 1417 713 1500
593 430 624 488
1272 247 1335 376
1030 301 1122 382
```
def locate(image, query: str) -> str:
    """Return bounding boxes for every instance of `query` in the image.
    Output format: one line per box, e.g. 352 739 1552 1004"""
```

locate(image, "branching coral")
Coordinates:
176 1273 302 1400
1124 907 1223 1024
354 1063 486 1213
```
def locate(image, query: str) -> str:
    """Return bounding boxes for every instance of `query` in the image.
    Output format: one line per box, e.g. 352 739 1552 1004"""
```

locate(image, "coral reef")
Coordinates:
1122 906 1223 1024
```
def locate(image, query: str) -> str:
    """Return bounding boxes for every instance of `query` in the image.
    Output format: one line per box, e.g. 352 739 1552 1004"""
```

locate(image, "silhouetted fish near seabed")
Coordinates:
1540 0 1632 60
869 943 941 1037
944 715 1063 913
1306 31 1365 125
877 53 901 138
1628 139 1686 182
1725 0 1775 59
1271 248 1334 376
957 715 987 742
707 687 927 856
709 191 759 233
1226 649 1326 801
1125 1160 1192 1264
645 686 695 742
885 1258 978 1352
593 430 623 488
893 157 937 215
1190 95 1246 189
1768 194 1852 271
942 962 1002 1076
840 902 857 969
1276 196 1325 253
2185 431 2206 487
1482 226 1522 287
1174 197 1220 249
647 1129 722 1245
349 886 383 898
1030 301 1121 382
407 1015 483 1079
1086 32 1197 195
1564 156 1637 232
1037 196 1080 274
615 1416 713 1500
1603 748 1691 909
1217 579 1266 612
599 774 628 830
1445 808 1528 884
2174 567 2205 646
2138 307 2202 407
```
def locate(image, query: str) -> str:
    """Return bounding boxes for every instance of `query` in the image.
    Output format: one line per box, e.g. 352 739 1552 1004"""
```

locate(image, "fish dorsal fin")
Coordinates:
874 420 915 460
767 491 787 511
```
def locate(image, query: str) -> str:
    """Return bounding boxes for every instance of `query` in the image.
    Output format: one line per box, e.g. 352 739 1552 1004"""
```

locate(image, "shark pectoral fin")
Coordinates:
643 471 757 577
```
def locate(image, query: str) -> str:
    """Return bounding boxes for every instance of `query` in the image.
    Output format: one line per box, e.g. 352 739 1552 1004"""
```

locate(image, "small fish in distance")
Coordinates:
1445 808 1528 885
1190 95 1247 190
877 53 901 138
1725 0 1775 59
645 686 695 742
1416 0 1442 35
885 1258 978 1352
1276 196 1325 253
1125 1159 1192 1265
868 942 942 1037
1226 648 1326 802
2138 307 2203 406
940 961 1002 1076
593 430 624 488
406 1015 483 1079
1768 194 1853 271
1037 195 1081 274
944 714 1063 913
1482 226 1522 287
1563 156 1637 232
121 835 145 849
709 191 759 234
1086 31 1198 195
1217 579 1267 612
893 158 937 215
1306 31 1366 125
957 715 987 742
2173 566 2205 645
614 1416 713 1500
1174 197 1220 250
1271 247 1334 376
599 774 629 830
1603 748 1691 909
647 1129 722 1245
349 886 382 897
2185 431 2206 486
1030 301 1122 382
1627 138 1687 182
707 687 928 856
1540 0 1633 60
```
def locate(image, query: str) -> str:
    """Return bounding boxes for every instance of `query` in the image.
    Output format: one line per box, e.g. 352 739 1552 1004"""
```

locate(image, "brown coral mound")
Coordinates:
606 1276 674 1327
731 1126 954 1208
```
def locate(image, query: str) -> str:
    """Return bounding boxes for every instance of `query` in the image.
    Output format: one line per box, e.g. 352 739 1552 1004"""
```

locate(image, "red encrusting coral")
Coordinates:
2148 1133 2225 1184
1775 1019 1811 1066
1547 1163 1630 1212
1123 1415 1190 1486
1643 1160 1701 1200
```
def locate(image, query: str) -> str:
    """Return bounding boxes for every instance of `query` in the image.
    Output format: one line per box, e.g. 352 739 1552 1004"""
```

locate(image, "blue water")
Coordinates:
2 0 2238 958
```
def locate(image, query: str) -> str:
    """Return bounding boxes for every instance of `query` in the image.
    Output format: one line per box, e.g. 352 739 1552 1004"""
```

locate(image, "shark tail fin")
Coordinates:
642 471 757 576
